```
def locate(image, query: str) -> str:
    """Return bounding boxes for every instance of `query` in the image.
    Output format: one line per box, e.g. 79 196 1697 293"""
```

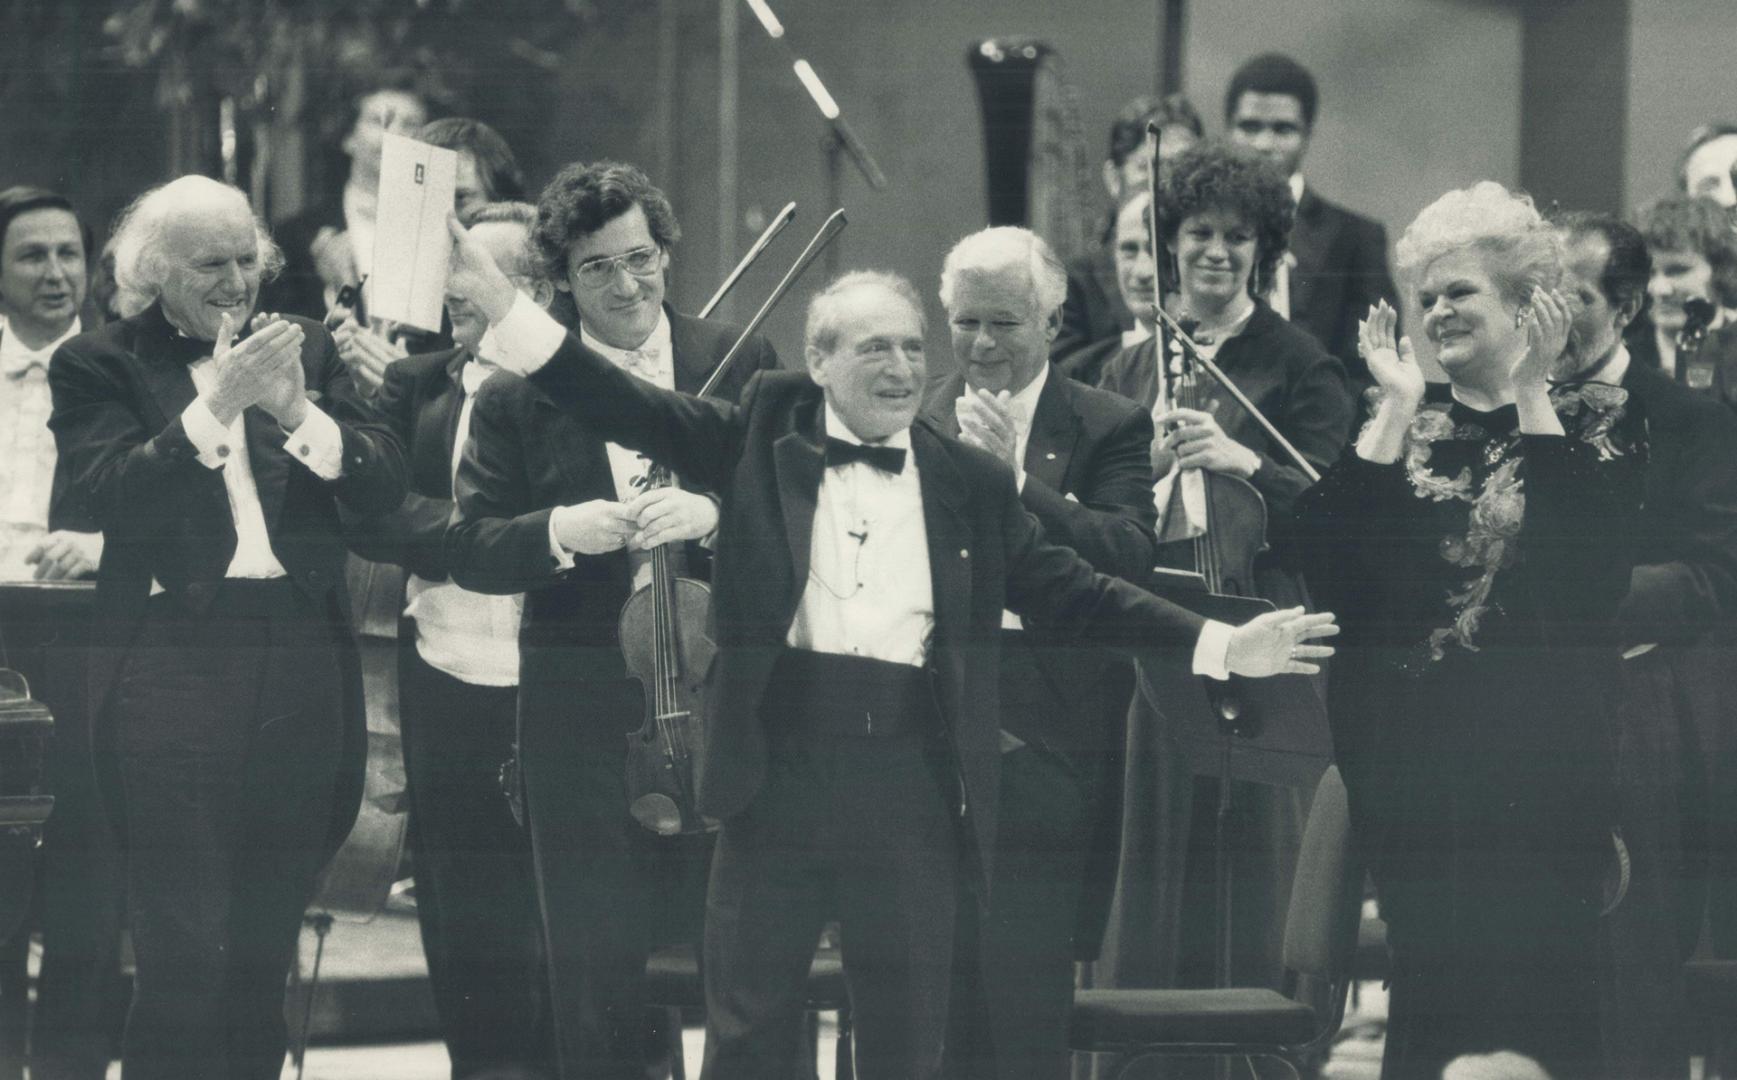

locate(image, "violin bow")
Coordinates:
698 209 848 399
697 201 797 321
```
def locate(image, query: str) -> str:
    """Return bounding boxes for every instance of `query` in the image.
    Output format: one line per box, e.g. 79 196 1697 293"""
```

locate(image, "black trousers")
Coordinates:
701 652 961 1080
0 585 125 1080
947 743 1091 1080
521 672 709 1080
107 581 346 1080
399 644 555 1079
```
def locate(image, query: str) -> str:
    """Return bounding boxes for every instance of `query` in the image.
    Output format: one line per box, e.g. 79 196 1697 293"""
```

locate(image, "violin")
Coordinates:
620 207 845 836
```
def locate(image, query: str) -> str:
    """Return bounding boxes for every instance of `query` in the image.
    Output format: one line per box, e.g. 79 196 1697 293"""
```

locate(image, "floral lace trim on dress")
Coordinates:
1359 383 1632 663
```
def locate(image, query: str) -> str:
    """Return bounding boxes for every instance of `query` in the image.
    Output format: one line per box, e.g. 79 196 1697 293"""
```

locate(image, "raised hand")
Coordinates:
1223 607 1339 677
956 388 1020 470
551 499 639 556
625 488 719 550
1358 300 1425 408
1512 286 1571 392
445 213 520 324
1154 404 1259 478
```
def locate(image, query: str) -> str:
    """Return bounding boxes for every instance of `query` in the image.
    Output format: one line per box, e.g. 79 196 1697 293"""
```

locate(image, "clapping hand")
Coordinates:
1358 300 1425 409
956 388 1020 470
1224 607 1338 678
204 312 306 426
333 318 406 394
1511 286 1571 392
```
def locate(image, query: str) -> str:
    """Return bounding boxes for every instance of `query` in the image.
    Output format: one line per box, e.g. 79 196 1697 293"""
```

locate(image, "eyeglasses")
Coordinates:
572 245 662 289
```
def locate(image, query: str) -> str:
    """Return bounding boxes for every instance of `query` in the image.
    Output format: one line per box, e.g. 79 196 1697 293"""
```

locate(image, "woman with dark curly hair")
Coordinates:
1630 194 1737 409
1294 181 1647 1078
1086 142 1351 1053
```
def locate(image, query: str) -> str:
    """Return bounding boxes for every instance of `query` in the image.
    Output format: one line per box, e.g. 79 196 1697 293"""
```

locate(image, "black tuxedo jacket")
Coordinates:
444 313 777 746
923 364 1155 950
1054 243 1131 363
1619 361 1737 642
1289 189 1396 380
47 302 407 849
507 330 1211 884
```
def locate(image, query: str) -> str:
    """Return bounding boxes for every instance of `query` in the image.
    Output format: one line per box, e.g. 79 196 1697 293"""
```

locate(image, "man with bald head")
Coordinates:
925 225 1160 1079
441 217 1337 1078
47 175 405 1079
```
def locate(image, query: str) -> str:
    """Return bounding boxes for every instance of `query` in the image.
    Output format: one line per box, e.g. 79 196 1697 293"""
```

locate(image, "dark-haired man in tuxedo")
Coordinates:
927 225 1157 1080
442 211 1338 1079
445 161 777 1079
1555 210 1737 1074
0 185 124 1080
1226 52 1395 388
46 174 405 1080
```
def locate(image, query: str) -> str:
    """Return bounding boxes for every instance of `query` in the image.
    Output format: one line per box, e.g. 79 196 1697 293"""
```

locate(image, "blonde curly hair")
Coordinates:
1395 181 1561 307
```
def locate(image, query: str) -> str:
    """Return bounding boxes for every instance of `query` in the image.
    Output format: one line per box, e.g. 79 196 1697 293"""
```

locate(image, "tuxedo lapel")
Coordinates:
912 422 970 646
1024 369 1079 491
772 399 826 601
669 309 717 395
135 306 204 427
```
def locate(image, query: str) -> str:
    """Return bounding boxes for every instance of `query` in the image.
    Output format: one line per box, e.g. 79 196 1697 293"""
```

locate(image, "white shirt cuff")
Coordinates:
284 404 345 480
488 292 567 376
1190 619 1234 681
182 398 236 469
548 507 577 570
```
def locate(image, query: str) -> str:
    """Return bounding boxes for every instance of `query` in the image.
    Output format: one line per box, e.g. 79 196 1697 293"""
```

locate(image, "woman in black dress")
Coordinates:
1295 181 1646 1078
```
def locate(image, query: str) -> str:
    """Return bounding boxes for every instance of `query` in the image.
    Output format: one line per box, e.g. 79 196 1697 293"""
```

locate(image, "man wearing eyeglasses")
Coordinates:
446 160 778 1079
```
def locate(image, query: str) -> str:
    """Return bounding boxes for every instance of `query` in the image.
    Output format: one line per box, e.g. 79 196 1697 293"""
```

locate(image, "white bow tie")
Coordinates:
616 345 662 377
2 352 49 379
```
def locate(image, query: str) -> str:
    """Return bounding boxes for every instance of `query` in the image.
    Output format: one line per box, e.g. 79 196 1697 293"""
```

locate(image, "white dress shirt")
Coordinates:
0 318 92 580
178 358 345 580
1268 174 1307 321
785 404 934 668
404 357 525 686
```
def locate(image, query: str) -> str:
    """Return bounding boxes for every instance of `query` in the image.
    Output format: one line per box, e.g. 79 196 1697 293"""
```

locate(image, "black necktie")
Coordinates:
824 436 906 475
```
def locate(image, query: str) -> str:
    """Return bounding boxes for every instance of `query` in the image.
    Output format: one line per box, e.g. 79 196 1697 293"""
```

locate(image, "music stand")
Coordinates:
1140 568 1333 1013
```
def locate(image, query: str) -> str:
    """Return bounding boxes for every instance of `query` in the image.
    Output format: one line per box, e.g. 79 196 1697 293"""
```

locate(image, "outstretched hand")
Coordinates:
1223 607 1338 678
445 212 520 324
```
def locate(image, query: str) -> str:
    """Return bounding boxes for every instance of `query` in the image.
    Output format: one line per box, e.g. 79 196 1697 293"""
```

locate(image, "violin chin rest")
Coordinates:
631 793 685 837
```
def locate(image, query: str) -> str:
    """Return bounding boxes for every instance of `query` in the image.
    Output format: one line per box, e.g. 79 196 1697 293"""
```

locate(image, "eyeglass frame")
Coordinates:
570 244 664 290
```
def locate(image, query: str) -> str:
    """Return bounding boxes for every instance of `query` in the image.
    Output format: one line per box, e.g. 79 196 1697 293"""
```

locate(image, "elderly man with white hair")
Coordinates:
922 225 1162 1080
46 174 405 1080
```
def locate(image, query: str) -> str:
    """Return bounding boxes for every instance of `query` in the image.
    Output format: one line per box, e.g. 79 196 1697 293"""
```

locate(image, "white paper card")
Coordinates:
370 133 458 333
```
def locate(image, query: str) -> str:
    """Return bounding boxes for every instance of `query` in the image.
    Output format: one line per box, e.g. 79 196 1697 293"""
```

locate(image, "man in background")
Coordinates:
1054 93 1202 367
0 185 123 1080
1224 52 1395 388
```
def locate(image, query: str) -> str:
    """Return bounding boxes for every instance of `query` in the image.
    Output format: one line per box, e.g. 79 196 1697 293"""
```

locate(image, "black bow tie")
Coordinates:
824 436 906 475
